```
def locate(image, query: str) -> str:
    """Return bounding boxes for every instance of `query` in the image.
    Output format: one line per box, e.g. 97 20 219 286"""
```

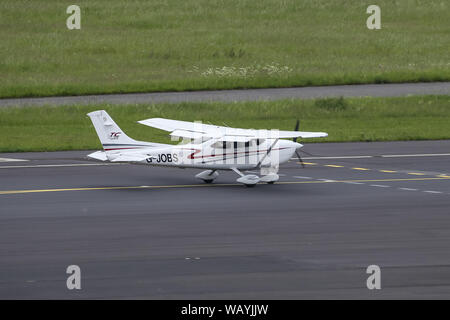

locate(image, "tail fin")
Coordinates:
87 110 152 151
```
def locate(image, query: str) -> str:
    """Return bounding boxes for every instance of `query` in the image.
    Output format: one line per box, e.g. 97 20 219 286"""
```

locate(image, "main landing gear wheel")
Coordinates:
232 168 260 187
195 170 219 184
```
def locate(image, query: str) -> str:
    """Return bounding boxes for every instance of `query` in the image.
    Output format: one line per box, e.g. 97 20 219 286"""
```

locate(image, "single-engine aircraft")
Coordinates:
87 110 328 187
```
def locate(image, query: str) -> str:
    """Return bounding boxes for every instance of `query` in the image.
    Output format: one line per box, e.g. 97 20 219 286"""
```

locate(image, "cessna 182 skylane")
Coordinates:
87 110 328 186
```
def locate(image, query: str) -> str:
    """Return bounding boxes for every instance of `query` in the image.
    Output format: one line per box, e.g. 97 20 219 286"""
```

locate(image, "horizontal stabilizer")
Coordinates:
87 151 108 161
110 154 150 162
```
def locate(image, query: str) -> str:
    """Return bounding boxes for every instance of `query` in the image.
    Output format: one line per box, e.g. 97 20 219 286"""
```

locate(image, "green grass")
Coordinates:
0 0 448 98
0 95 449 152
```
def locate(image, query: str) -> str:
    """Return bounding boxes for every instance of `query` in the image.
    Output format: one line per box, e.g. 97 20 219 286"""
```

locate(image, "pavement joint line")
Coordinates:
1 177 450 196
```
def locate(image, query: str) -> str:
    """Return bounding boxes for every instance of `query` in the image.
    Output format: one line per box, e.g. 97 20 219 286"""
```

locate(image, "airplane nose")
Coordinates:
291 141 303 149
279 140 303 149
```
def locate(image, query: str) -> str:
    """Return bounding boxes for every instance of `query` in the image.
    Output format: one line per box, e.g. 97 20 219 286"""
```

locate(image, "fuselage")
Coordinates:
105 139 302 170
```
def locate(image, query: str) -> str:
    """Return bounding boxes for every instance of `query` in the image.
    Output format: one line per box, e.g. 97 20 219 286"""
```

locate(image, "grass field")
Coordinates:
0 95 449 152
0 0 449 98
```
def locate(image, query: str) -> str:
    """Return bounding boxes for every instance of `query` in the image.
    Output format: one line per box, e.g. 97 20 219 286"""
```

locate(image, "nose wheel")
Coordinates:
259 173 279 184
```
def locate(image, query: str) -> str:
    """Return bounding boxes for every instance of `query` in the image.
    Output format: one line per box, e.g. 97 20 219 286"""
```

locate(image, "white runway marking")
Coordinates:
293 176 312 179
343 181 364 185
301 156 372 160
0 163 122 169
0 157 28 162
370 184 390 188
423 190 443 194
381 153 450 158
291 153 450 161
399 188 418 191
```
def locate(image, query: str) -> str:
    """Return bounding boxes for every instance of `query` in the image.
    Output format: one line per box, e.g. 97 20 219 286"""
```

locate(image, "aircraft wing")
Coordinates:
282 131 328 139
138 118 214 133
138 117 327 140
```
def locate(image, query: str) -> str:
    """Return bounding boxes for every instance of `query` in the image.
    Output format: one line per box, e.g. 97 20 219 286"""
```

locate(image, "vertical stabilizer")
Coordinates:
87 110 155 151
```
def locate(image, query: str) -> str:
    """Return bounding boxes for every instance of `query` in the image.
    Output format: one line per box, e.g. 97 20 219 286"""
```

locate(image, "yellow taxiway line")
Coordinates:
1 177 450 195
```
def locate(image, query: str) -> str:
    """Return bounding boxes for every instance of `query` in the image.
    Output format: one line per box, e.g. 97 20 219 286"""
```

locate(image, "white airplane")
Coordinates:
87 110 327 186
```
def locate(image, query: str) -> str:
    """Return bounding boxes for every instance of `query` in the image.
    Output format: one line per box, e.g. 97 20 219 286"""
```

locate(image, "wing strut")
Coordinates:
256 138 279 168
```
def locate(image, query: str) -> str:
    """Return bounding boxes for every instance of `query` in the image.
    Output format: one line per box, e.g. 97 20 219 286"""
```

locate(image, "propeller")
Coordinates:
292 120 305 167
293 120 300 142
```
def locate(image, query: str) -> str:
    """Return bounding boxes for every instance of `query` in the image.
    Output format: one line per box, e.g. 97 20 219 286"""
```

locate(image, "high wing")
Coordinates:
138 118 328 140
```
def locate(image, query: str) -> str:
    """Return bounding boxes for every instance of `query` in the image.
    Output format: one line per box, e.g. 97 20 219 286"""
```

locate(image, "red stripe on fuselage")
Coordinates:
185 147 287 159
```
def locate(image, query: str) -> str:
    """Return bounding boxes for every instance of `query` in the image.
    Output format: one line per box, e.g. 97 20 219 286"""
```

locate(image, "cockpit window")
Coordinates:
191 137 211 144
212 141 233 149
178 138 192 145
212 139 265 149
